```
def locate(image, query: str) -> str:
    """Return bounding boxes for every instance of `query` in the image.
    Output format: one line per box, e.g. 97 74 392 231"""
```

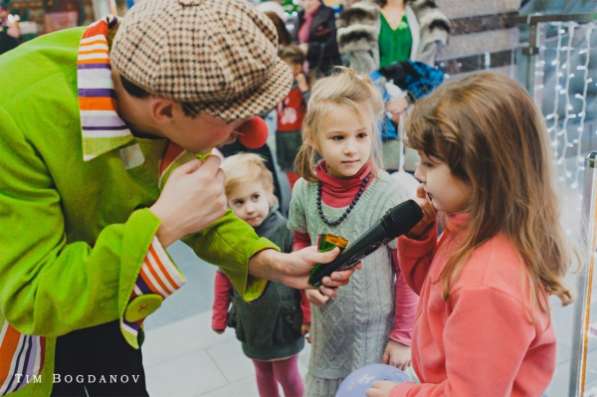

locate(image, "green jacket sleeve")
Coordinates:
184 210 277 302
0 106 159 337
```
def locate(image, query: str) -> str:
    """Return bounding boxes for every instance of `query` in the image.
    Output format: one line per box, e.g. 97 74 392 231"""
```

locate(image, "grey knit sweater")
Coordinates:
288 171 411 380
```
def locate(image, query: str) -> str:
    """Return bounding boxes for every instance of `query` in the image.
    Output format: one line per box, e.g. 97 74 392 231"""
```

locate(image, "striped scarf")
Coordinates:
77 16 136 162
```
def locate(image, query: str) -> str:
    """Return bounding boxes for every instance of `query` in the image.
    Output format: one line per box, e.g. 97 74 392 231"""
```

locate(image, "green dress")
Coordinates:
378 12 413 68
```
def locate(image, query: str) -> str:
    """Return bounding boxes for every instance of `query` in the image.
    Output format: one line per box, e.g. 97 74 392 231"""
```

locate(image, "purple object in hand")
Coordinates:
336 364 409 397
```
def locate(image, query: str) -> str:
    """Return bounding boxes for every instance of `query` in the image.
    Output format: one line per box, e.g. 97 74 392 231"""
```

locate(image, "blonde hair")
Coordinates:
295 68 384 182
406 72 572 309
221 153 277 206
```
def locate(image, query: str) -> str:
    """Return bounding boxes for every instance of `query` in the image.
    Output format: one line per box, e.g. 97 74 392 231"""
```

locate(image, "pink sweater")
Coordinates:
391 213 556 397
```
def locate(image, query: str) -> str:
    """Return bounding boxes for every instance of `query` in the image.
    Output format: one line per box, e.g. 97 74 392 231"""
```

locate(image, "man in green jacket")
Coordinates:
0 1 353 396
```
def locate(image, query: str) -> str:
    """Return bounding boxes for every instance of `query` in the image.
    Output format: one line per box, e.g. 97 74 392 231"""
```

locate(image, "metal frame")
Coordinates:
572 152 597 397
515 12 597 93
513 14 596 396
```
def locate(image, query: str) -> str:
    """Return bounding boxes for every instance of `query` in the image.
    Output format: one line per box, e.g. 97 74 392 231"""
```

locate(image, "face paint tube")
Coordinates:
309 233 349 287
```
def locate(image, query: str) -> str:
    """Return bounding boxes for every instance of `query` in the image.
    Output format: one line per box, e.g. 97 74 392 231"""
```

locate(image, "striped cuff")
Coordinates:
120 237 186 348
0 323 45 396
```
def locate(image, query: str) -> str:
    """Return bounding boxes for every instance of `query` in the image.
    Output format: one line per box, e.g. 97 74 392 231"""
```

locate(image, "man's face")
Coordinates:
161 112 248 153
112 70 248 153
302 0 320 14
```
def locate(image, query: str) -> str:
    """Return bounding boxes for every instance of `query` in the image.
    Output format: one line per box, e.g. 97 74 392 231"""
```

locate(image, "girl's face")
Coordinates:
227 182 271 227
314 103 373 178
302 0 321 14
415 152 472 214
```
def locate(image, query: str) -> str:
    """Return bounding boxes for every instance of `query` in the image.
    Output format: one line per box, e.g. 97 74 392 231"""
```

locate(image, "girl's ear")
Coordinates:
304 136 319 151
269 192 278 207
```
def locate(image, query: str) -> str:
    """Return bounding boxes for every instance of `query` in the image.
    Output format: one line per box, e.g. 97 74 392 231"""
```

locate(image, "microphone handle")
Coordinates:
308 224 389 288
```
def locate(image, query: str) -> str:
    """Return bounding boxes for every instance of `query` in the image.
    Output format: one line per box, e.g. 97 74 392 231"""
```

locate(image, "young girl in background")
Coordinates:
212 153 309 397
288 68 418 397
367 72 574 397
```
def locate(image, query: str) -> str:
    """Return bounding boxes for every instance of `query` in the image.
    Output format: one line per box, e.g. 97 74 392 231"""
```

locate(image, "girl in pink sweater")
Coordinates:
367 72 574 397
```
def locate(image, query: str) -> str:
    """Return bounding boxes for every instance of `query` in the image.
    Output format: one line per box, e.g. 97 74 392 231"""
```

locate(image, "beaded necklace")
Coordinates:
316 173 371 227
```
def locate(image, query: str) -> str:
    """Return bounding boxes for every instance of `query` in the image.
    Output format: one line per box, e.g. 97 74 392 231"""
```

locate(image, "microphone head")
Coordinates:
382 199 424 238
237 116 269 149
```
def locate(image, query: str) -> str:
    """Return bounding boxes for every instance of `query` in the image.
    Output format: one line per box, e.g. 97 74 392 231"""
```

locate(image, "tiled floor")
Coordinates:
144 311 312 397
142 242 597 397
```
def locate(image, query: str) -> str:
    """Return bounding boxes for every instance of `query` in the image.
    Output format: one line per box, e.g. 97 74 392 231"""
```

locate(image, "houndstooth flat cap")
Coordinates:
111 0 292 122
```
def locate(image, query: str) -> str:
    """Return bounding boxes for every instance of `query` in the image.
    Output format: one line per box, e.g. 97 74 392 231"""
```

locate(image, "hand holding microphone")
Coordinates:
309 199 424 287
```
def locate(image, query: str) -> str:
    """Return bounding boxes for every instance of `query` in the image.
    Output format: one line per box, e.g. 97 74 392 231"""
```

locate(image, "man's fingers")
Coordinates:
321 272 350 288
312 247 340 264
174 158 202 175
330 267 356 282
319 285 337 299
192 154 221 175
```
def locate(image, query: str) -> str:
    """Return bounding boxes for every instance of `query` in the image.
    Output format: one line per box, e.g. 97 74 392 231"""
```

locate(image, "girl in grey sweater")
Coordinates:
288 69 418 397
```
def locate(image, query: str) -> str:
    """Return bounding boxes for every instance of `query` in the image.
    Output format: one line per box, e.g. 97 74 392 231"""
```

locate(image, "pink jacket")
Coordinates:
392 213 556 397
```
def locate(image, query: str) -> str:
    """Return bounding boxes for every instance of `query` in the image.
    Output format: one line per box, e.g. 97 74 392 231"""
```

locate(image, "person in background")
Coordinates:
336 0 449 172
276 45 309 188
212 153 309 397
377 0 449 68
257 1 292 46
367 72 574 397
289 69 418 397
0 6 19 54
294 0 341 78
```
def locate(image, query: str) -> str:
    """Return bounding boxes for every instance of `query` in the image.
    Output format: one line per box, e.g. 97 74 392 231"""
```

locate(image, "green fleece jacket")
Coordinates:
0 27 273 396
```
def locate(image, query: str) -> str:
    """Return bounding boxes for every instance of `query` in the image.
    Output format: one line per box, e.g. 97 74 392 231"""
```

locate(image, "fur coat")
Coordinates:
337 0 450 73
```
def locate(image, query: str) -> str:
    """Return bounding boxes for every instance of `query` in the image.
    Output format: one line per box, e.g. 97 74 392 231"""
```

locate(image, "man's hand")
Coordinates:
306 288 329 306
150 156 227 246
249 246 359 299
301 323 311 343
367 381 399 397
383 341 411 370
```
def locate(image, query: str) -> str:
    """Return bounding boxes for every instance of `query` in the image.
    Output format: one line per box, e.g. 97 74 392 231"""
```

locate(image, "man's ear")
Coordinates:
149 98 176 124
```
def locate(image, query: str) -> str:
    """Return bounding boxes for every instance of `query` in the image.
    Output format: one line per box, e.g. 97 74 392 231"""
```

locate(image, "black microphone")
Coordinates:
309 199 423 287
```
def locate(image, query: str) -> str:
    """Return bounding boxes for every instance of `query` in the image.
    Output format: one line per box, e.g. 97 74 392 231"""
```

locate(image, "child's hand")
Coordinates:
366 380 399 397
387 96 409 124
305 288 329 306
299 43 308 55
301 323 311 343
212 328 225 335
407 185 436 239
383 341 411 370
296 73 309 93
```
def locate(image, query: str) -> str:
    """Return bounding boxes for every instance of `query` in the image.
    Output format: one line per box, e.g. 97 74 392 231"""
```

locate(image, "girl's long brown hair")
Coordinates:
406 72 572 309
